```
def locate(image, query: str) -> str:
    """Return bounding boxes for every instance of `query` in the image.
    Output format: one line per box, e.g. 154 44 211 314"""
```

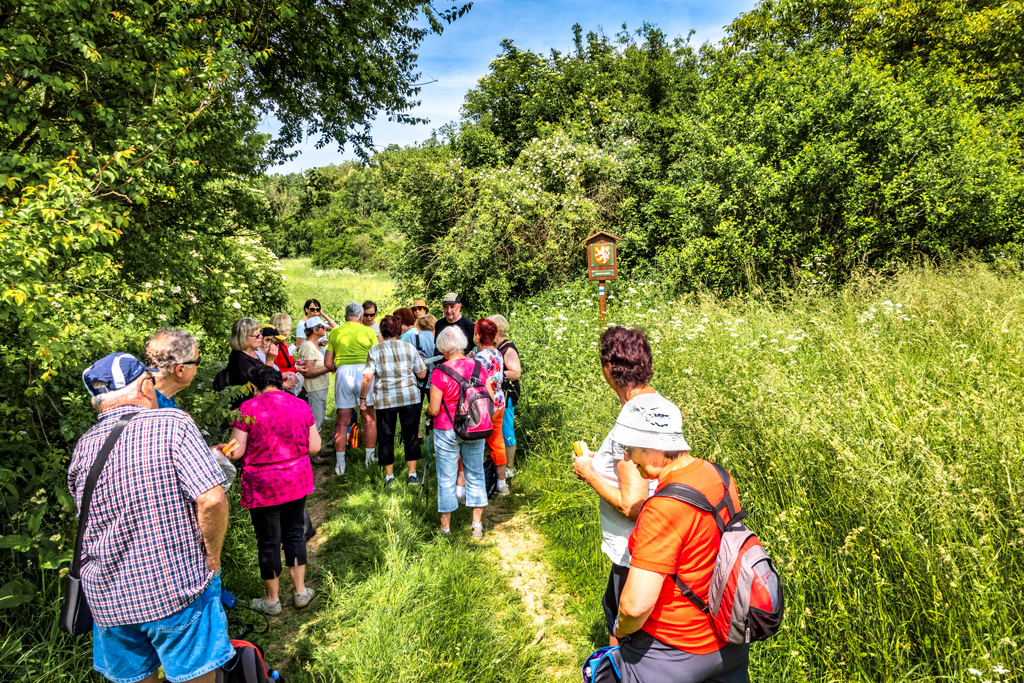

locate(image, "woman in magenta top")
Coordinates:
425 325 494 539
228 364 321 615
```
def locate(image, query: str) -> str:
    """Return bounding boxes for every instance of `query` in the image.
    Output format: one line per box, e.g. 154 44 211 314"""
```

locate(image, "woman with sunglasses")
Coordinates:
227 318 276 405
295 299 337 347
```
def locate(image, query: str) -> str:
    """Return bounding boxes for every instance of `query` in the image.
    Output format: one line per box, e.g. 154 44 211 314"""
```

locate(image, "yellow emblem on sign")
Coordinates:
594 244 611 264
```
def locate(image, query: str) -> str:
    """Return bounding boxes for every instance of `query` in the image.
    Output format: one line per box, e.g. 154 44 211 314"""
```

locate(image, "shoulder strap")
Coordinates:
70 412 138 578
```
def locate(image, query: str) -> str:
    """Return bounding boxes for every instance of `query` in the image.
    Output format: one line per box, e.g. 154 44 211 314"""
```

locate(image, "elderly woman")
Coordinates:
571 326 658 645
489 314 522 477
267 314 301 396
588 395 750 683
295 299 337 347
359 314 427 486
425 325 493 539
472 318 509 495
296 316 331 435
227 318 271 386
227 364 321 615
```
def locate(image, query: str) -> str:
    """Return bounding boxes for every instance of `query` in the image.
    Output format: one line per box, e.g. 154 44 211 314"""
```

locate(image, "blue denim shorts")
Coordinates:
92 572 235 683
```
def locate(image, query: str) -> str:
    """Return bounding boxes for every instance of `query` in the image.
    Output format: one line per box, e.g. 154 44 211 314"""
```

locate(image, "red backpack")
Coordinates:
647 462 784 644
435 360 494 440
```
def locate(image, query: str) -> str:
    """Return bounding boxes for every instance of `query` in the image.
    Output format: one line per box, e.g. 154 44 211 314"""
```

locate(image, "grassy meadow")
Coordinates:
508 261 1024 682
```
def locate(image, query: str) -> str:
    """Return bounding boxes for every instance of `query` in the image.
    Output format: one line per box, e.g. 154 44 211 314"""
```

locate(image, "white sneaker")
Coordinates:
365 452 374 467
335 453 346 476
497 480 510 496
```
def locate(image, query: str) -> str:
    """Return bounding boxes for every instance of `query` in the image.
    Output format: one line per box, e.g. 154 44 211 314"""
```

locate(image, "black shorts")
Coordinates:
602 563 631 635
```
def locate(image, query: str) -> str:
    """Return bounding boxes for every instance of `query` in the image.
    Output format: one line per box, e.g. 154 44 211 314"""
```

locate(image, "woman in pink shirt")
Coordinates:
228 364 321 615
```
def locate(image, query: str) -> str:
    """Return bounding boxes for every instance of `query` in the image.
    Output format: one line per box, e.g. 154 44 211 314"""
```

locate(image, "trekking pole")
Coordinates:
420 419 433 502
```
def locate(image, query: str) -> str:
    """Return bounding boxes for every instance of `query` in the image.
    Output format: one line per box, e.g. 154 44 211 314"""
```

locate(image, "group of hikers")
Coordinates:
67 292 777 683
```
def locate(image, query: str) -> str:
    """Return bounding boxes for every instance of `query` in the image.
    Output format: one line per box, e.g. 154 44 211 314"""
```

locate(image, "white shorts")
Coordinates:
335 364 374 410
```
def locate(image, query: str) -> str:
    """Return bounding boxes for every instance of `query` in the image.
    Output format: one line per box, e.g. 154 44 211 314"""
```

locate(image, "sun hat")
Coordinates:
82 353 157 396
609 393 691 452
412 299 429 312
441 293 460 305
261 326 285 341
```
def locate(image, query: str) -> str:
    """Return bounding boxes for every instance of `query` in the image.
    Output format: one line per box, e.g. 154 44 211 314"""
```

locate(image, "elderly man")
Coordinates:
69 353 232 683
324 302 379 476
144 328 201 409
433 293 475 354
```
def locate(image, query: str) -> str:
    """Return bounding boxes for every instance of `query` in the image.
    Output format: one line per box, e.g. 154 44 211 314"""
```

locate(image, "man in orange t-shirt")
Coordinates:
587 393 749 683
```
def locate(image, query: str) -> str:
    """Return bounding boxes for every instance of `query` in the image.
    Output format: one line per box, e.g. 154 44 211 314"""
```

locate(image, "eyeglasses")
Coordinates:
177 358 202 368
249 332 263 338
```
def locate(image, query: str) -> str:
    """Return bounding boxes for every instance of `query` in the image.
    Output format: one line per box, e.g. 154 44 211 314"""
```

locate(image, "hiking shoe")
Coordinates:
408 473 420 486
250 597 281 615
335 456 346 476
496 481 510 496
311 453 324 465
471 523 484 540
438 527 451 538
294 587 315 609
384 476 396 488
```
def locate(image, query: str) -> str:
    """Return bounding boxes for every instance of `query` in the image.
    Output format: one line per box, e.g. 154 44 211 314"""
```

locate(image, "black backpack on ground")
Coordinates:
216 640 274 682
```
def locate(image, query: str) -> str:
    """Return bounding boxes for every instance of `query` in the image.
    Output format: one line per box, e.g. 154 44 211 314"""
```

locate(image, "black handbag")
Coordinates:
59 412 137 636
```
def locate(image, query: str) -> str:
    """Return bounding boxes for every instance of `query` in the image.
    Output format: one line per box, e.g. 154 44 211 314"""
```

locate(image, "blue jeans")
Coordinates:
434 427 487 513
92 572 234 683
502 402 516 447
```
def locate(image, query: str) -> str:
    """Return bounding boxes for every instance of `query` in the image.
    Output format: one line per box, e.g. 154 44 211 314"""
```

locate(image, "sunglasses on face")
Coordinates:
178 358 201 368
249 332 263 338
308 307 321 313
363 312 376 318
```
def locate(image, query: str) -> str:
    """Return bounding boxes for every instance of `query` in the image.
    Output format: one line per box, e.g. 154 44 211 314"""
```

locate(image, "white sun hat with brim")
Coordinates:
609 393 691 452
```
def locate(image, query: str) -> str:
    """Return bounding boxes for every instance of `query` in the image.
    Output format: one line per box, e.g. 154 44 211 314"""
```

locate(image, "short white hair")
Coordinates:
488 314 509 337
435 326 467 356
90 377 144 410
145 329 198 374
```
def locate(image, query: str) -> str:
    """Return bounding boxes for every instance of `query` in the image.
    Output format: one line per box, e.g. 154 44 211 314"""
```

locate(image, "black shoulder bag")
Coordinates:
59 412 137 635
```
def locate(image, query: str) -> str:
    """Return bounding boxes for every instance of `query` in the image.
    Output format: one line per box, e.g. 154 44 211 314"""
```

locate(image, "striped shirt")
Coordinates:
67 404 226 626
363 339 426 410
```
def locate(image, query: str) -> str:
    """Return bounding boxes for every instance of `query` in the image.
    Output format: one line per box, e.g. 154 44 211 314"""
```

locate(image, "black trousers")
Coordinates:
376 401 422 466
602 563 631 634
249 496 307 580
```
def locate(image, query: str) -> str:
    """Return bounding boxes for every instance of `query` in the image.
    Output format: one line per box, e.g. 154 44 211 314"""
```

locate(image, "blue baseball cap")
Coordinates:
82 353 157 396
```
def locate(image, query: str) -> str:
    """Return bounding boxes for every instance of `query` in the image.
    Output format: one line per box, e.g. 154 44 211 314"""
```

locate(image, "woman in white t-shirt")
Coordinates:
572 326 659 646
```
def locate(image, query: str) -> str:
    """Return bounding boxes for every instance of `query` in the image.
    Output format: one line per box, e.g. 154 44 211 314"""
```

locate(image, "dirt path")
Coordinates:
482 498 576 678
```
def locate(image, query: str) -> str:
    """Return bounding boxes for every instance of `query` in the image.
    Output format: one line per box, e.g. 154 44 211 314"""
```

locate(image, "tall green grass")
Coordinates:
510 262 1024 682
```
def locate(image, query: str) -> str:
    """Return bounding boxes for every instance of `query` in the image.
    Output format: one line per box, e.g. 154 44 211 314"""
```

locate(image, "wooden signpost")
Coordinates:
584 231 621 320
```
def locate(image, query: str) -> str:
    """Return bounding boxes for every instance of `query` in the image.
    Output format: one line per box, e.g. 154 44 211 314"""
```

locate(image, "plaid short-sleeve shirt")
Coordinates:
67 404 226 626
363 339 426 410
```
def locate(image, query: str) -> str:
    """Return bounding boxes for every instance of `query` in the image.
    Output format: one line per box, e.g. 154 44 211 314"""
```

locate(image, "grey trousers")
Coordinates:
588 631 749 683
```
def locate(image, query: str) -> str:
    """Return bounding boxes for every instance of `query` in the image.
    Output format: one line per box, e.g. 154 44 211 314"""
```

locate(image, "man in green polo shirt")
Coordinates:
324 302 380 476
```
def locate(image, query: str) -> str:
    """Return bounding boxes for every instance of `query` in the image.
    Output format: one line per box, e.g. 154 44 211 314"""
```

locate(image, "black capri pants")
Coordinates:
376 401 422 467
249 496 307 580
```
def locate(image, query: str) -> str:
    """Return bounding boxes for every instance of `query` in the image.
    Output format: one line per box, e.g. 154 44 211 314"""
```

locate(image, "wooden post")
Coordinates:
584 231 621 321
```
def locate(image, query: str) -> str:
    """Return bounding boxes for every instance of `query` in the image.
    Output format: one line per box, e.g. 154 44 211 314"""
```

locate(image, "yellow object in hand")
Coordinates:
573 441 588 459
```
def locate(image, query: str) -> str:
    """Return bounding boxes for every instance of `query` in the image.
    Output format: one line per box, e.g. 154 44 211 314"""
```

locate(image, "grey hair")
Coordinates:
90 378 143 410
488 314 509 338
345 302 363 319
145 329 198 373
230 318 260 352
435 326 468 356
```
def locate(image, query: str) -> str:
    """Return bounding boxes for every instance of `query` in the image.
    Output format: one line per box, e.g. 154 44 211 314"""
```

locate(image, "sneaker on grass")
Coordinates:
384 475 396 488
294 587 315 609
334 453 346 476
471 522 484 540
408 473 420 486
496 480 510 496
250 597 281 615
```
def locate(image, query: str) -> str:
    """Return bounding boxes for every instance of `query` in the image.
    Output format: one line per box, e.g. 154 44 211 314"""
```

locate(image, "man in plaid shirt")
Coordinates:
68 353 233 683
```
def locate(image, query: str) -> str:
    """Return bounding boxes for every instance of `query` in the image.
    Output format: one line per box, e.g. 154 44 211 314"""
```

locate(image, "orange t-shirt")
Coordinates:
627 458 741 654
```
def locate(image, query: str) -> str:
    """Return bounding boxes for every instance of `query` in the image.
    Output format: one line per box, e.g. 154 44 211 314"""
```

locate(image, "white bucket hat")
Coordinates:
610 393 690 452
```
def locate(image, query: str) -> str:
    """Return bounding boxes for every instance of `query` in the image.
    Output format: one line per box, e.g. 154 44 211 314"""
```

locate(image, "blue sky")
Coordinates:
262 0 756 174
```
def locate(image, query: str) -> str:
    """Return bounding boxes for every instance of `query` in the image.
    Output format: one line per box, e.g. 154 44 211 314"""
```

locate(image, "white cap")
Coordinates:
609 393 690 451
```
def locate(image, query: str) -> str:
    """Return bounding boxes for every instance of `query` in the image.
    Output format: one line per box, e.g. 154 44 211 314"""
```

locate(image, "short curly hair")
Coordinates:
599 326 653 389
379 314 402 340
